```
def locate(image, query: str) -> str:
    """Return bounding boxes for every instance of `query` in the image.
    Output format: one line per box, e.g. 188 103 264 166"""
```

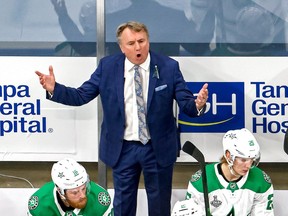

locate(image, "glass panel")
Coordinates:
105 0 288 56
0 0 96 56
0 0 287 56
210 0 288 56
105 0 214 56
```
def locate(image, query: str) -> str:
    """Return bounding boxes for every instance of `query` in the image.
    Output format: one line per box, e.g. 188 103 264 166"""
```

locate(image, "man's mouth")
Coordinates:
136 54 141 57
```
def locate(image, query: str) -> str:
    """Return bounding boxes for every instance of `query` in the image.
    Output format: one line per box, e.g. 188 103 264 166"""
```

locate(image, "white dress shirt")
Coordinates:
123 54 151 141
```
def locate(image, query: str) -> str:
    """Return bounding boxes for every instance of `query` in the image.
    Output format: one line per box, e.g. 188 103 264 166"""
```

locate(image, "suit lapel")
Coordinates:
115 55 125 119
114 52 159 116
147 55 158 114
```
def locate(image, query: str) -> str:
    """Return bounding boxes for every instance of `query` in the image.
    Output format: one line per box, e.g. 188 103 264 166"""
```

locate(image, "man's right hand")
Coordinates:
35 65 56 94
51 0 68 17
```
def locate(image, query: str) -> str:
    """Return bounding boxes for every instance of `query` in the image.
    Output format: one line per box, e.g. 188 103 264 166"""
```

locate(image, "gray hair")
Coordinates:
116 21 149 43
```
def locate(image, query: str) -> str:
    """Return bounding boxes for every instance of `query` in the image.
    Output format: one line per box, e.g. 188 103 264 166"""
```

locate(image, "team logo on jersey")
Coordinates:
28 196 39 210
191 170 202 182
210 195 222 208
98 192 111 206
228 182 238 191
262 171 272 184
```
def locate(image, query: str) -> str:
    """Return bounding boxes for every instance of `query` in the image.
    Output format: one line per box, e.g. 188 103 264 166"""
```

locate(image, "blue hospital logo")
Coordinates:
178 82 245 133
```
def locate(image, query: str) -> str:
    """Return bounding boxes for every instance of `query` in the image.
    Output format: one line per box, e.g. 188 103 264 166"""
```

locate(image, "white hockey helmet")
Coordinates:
171 199 204 216
223 128 260 166
51 158 88 195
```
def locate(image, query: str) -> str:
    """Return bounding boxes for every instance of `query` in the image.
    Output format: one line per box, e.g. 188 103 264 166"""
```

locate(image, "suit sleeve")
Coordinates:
173 61 200 117
48 62 102 106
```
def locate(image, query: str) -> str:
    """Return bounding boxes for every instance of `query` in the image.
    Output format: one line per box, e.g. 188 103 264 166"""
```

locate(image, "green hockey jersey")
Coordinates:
186 163 274 216
27 181 113 216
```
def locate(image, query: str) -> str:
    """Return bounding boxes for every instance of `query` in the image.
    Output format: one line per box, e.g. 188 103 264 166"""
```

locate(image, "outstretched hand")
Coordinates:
196 83 208 110
51 0 68 16
35 65 56 93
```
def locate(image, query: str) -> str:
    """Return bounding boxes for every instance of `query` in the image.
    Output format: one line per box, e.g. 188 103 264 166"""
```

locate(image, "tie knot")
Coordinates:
134 65 139 70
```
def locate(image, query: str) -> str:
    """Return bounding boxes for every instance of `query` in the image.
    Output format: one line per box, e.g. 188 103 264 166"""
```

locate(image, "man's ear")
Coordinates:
118 44 124 54
225 150 232 162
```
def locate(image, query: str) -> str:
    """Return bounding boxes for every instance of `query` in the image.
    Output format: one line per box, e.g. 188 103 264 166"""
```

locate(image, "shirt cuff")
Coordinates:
197 107 204 116
47 91 53 99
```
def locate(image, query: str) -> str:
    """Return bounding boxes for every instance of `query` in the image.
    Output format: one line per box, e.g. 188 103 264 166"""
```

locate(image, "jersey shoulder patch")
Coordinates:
98 191 111 206
262 170 272 184
28 195 39 210
190 170 202 182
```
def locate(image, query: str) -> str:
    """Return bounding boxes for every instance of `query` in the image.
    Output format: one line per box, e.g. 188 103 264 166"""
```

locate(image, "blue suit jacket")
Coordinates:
50 51 202 168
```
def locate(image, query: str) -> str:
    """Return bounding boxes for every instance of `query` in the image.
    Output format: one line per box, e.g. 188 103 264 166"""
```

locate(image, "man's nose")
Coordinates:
79 190 86 198
135 42 141 50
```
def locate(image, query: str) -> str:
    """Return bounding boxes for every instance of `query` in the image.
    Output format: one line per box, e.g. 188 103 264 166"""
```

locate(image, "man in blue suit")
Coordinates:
36 21 208 216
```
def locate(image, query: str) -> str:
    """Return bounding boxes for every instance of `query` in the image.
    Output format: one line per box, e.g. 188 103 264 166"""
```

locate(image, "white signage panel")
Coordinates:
1 56 287 162
175 57 288 162
0 57 98 161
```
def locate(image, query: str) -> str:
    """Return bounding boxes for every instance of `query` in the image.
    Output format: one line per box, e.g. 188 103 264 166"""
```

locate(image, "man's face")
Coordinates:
232 157 254 176
65 184 88 209
119 28 150 65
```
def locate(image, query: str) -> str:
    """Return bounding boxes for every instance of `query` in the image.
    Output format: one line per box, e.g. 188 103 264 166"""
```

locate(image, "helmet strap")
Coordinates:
224 154 241 179
55 186 72 208
228 164 241 178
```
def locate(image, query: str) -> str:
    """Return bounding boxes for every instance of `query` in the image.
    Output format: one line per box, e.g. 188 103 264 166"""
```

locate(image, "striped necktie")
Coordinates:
134 65 149 144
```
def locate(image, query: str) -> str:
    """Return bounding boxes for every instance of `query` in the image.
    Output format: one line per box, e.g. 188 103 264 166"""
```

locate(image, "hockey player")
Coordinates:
27 158 113 216
185 128 274 215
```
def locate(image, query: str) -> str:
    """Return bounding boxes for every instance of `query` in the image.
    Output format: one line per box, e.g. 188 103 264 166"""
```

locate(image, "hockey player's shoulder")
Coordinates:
190 169 202 182
250 167 272 185
244 167 273 193
89 181 112 207
28 182 55 214
190 163 215 183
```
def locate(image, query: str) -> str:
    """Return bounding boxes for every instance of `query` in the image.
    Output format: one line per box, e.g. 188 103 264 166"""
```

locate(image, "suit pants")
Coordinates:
112 140 174 216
